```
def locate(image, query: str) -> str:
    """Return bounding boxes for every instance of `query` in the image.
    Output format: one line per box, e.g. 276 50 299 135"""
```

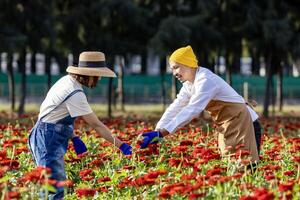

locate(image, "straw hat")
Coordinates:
66 51 116 77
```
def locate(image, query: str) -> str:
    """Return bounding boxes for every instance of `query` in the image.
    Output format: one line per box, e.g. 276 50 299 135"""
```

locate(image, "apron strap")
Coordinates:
40 89 83 121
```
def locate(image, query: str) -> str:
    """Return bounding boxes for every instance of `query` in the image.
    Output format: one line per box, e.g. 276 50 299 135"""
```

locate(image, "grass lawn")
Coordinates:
0 103 299 119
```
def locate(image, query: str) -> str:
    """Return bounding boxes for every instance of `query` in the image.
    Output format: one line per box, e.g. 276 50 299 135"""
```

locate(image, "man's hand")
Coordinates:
72 136 88 155
140 131 163 149
119 143 132 155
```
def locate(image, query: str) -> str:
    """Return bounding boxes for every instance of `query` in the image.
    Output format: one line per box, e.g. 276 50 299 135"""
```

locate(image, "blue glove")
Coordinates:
140 131 163 149
119 143 132 155
72 136 87 155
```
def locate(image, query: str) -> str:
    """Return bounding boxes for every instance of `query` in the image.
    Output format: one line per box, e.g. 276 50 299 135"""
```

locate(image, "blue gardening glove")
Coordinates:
72 136 87 155
119 143 132 155
140 131 163 149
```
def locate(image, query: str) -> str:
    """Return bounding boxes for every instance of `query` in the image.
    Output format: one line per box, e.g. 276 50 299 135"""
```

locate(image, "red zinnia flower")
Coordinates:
97 176 111 183
76 188 96 197
57 180 74 187
4 191 20 199
283 170 294 176
279 181 294 192
158 192 170 199
79 169 93 178
189 192 206 200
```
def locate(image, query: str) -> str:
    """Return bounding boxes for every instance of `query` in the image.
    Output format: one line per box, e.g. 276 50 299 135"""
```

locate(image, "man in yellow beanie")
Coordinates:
140 45 262 166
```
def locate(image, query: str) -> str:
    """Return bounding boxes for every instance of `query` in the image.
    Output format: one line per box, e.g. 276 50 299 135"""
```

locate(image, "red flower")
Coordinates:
181 174 196 181
97 176 111 183
0 150 7 159
4 191 20 199
252 187 274 200
171 146 188 154
283 170 294 176
239 195 256 200
0 159 20 170
123 165 135 170
0 166 8 178
206 168 222 177
180 140 193 146
189 192 206 200
82 176 94 181
96 186 109 192
57 180 74 187
168 158 181 167
234 150 250 159
19 166 51 184
291 156 300 163
239 183 255 190
279 181 294 192
158 192 170 199
79 169 93 178
41 178 57 186
88 159 103 167
264 174 275 181
117 177 132 189
76 188 96 197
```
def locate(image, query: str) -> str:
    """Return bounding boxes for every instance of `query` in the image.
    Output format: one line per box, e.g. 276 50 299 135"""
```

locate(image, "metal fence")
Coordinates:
0 73 299 104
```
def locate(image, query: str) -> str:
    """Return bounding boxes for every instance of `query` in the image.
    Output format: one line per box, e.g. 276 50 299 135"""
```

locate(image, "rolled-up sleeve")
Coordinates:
155 85 190 130
163 77 218 133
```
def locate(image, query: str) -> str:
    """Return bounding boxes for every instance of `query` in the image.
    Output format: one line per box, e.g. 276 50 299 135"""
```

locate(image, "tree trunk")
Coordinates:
263 52 272 117
117 59 125 111
276 62 283 112
160 56 167 108
232 47 241 74
54 50 68 73
46 53 52 90
107 55 114 117
18 49 27 116
250 49 260 75
225 51 232 85
141 50 147 74
7 53 15 111
31 51 36 74
271 74 275 116
215 48 221 75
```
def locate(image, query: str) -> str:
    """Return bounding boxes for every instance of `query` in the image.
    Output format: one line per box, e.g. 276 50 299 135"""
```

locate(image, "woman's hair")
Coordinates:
69 73 99 88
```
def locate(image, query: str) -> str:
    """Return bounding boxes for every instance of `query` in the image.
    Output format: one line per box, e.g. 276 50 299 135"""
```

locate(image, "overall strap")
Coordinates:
40 89 83 121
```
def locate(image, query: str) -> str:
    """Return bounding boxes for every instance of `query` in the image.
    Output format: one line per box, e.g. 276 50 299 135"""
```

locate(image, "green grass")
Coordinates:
0 103 299 119
0 103 166 118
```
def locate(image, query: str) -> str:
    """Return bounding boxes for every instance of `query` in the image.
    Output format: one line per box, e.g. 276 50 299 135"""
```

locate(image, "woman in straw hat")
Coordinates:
140 45 262 168
28 51 132 199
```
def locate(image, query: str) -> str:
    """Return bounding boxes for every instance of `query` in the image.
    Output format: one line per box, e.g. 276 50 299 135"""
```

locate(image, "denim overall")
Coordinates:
28 89 83 199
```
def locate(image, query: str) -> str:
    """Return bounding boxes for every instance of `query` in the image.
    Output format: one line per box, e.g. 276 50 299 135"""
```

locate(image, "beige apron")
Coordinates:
205 100 259 162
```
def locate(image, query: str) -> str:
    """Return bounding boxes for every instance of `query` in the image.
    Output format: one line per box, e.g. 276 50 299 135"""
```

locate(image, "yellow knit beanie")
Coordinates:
169 45 198 68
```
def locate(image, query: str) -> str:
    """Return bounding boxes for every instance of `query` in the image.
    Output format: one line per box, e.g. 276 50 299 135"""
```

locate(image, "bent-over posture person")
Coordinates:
28 51 132 199
140 45 262 165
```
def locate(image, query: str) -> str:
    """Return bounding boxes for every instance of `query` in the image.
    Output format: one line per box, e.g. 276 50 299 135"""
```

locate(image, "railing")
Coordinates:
0 73 299 104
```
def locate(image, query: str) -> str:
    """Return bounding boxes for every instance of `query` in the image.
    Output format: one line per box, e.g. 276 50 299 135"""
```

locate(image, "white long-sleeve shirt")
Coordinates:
156 67 259 134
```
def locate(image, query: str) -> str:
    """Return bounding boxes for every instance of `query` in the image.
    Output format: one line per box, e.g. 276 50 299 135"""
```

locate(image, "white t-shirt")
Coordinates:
38 75 93 123
156 67 259 133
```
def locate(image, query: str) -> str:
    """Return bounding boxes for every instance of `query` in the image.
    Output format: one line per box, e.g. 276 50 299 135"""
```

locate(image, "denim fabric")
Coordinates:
56 115 76 125
253 120 262 155
28 120 74 200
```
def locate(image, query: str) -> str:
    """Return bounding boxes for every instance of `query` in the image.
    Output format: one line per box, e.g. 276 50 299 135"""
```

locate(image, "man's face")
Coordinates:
169 61 196 83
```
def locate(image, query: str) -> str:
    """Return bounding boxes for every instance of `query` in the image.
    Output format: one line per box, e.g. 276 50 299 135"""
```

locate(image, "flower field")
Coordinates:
0 113 299 199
